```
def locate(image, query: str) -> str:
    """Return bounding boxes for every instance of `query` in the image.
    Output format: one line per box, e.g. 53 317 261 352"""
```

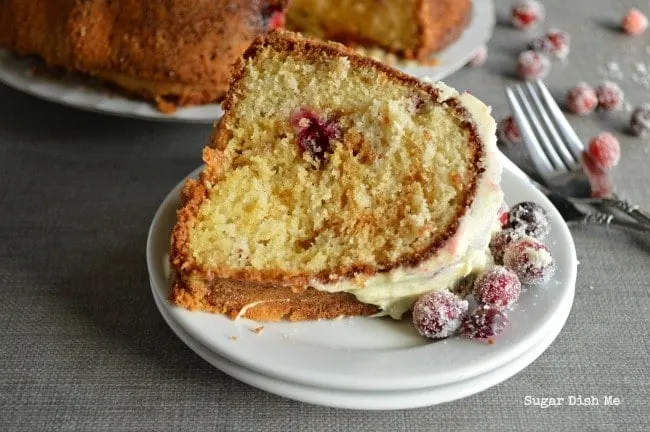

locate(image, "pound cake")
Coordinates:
170 30 502 321
286 0 472 60
0 0 287 112
1 1 473 113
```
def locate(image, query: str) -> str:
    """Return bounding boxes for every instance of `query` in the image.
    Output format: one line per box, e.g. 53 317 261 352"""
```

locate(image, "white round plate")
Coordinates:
0 0 493 123
151 274 573 410
146 154 577 392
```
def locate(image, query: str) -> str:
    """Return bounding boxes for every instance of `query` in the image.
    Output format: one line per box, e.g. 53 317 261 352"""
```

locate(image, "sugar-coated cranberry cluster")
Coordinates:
412 201 555 343
566 81 625 115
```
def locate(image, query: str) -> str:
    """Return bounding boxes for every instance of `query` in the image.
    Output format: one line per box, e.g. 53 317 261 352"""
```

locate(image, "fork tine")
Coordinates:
524 82 578 168
505 87 555 178
516 84 570 172
534 80 584 161
513 85 568 172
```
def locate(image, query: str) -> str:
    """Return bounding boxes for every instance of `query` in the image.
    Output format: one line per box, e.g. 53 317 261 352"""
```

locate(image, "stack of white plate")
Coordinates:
146 155 577 410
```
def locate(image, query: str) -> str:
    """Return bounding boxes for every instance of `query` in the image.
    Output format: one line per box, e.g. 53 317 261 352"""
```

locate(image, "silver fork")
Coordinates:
505 79 650 227
533 180 650 234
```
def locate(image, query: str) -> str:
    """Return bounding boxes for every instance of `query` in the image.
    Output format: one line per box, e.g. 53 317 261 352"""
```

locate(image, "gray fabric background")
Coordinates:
1 1 648 430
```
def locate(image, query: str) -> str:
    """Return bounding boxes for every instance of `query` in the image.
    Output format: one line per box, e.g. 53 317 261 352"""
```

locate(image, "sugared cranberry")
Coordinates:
499 116 521 144
596 81 624 111
497 202 510 228
291 109 342 163
566 82 598 116
508 201 551 240
586 132 621 170
589 176 615 198
531 29 571 60
630 104 650 137
511 1 545 31
489 229 523 264
268 11 285 29
622 8 648 36
474 266 522 310
412 291 469 339
503 237 556 285
518 50 551 80
468 45 488 67
461 306 509 339
582 152 615 198
262 5 286 30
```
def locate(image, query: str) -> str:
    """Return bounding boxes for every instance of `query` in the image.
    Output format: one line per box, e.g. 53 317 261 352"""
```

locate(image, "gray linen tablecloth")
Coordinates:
1 1 648 430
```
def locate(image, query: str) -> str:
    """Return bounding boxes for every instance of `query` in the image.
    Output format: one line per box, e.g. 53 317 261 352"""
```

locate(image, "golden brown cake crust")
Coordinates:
171 277 379 321
414 0 472 60
0 0 287 112
284 0 472 60
170 30 487 321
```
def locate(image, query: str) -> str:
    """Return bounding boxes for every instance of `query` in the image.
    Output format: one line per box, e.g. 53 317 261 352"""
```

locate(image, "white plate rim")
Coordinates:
146 154 578 392
0 0 494 123
151 274 574 410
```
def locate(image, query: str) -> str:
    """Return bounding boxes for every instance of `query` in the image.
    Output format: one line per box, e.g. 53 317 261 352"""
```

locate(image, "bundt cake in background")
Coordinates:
0 0 474 113
286 0 472 60
0 0 288 113
170 30 502 321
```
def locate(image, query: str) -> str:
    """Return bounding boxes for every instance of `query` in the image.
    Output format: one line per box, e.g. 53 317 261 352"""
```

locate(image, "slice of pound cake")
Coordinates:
170 30 502 321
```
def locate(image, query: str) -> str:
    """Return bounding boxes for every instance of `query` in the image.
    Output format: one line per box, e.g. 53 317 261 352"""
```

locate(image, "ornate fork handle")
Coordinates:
579 197 650 226
599 198 650 226
581 212 650 234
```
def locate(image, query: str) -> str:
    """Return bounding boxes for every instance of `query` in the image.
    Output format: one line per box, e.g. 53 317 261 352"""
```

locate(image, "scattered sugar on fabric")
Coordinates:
631 61 650 89
634 62 647 74
599 61 624 80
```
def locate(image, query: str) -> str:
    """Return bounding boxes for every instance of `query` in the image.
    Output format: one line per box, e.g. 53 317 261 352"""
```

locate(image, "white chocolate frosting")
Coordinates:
309 82 503 319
